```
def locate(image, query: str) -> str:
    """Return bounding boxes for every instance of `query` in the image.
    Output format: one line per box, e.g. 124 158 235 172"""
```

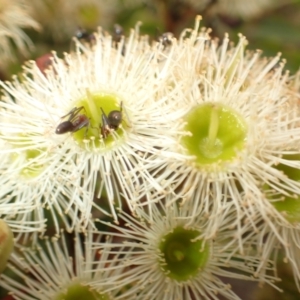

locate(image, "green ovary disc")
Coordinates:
271 154 300 224
181 102 247 166
56 283 109 300
71 91 126 148
159 226 209 281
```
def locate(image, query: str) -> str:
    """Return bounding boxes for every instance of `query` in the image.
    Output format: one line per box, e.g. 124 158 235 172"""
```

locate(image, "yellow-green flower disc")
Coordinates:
181 102 247 167
271 154 300 224
73 91 127 148
56 282 109 300
10 137 45 179
159 226 209 281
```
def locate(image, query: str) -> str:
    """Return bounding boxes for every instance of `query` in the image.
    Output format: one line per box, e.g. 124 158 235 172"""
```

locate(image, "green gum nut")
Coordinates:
56 283 110 300
271 154 300 224
0 219 14 274
72 91 126 149
181 103 247 167
159 226 209 281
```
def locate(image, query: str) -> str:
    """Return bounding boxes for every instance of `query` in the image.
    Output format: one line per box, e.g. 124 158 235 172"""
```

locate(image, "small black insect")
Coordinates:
74 27 95 43
113 24 124 44
112 24 126 55
158 32 174 49
55 106 89 136
100 102 123 139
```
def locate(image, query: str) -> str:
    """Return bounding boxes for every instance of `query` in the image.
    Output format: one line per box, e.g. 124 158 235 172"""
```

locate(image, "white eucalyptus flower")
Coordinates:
0 136 48 237
0 25 189 228
152 17 300 234
0 92 96 234
0 228 129 299
245 82 300 290
0 0 40 63
90 199 280 300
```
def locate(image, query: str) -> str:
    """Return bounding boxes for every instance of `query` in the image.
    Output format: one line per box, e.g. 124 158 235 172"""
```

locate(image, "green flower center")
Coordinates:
9 137 45 179
270 154 300 224
159 226 209 281
181 102 247 168
56 282 109 300
65 91 127 149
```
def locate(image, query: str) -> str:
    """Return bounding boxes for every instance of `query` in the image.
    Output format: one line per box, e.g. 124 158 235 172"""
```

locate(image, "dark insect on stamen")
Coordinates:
100 102 123 139
55 106 89 136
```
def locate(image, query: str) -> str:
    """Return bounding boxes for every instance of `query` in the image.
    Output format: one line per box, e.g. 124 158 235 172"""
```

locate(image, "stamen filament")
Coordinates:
86 89 99 123
207 105 219 148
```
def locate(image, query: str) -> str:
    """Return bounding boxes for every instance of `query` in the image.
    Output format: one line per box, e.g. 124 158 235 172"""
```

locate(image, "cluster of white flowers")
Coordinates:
0 0 40 64
1 15 300 299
